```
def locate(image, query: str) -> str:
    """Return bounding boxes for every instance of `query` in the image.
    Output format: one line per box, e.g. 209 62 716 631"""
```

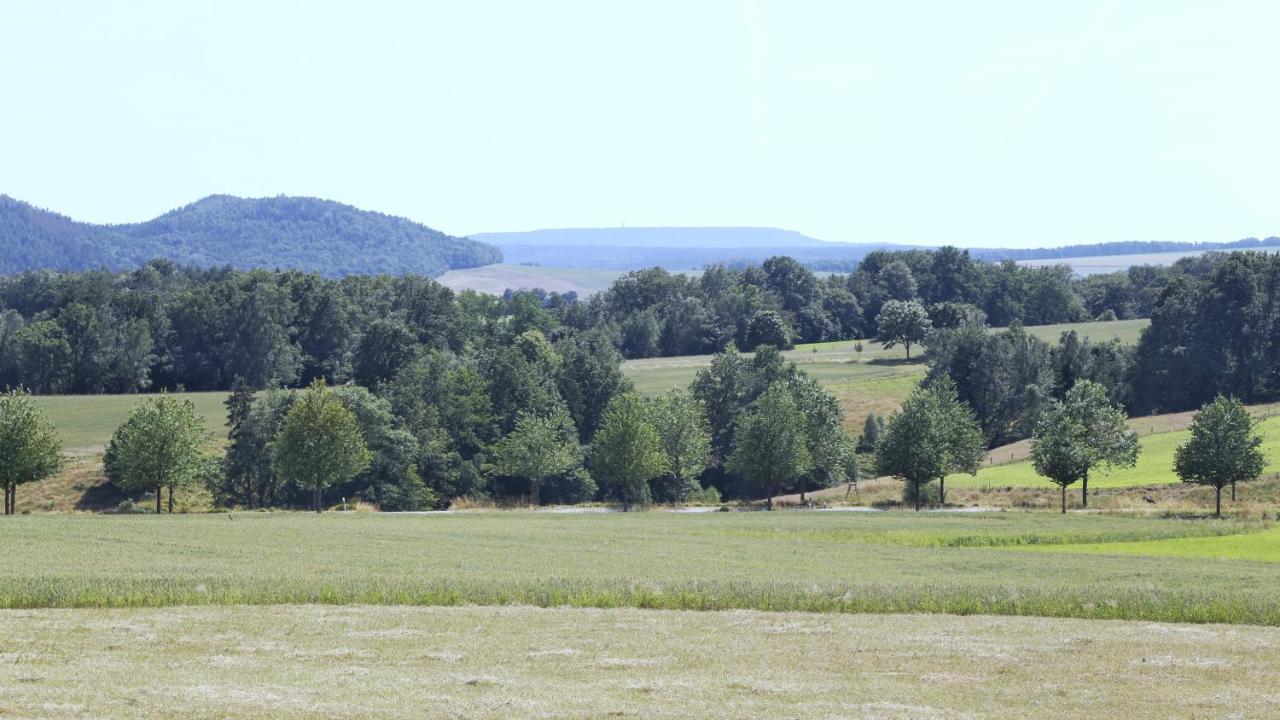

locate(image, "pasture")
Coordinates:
950 413 1280 490
1 511 1277 624
3 604 1277 719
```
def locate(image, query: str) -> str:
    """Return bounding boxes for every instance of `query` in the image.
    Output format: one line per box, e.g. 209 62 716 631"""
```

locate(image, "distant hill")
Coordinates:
0 194 501 277
474 227 830 248
476 227 913 270
478 226 1280 272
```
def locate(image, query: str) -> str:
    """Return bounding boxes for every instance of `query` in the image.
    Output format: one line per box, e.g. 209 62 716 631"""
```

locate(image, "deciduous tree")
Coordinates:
726 385 811 510
492 406 582 506
1174 395 1266 516
271 380 372 512
875 300 932 359
110 393 211 513
0 389 64 515
875 380 984 509
647 389 712 503
591 392 665 510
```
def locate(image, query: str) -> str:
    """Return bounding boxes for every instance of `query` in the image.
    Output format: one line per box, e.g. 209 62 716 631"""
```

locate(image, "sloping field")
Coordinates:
1018 246 1280 276
625 318 1149 425
436 263 625 296
950 412 1280 490
32 391 229 454
3 604 1276 719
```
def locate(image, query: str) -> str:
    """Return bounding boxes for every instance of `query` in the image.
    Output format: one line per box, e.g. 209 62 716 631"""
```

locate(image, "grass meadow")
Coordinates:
2 511 1277 625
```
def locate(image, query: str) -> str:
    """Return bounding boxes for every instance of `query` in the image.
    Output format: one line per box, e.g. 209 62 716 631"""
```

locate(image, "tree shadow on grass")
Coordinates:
866 357 921 366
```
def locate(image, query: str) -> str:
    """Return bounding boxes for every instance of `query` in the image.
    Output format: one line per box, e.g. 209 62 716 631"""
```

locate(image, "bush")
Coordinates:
113 499 151 514
684 486 722 505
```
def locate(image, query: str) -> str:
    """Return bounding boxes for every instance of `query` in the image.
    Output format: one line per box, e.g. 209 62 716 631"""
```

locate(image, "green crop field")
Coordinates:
2 511 1277 625
950 414 1280 490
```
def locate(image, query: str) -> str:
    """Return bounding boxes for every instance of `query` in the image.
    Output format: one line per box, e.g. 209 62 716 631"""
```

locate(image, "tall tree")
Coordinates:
875 380 985 509
492 407 582 506
1030 401 1089 513
1043 380 1138 508
591 392 666 510
110 393 211 513
1174 395 1266 516
271 380 372 512
784 375 854 502
0 389 64 515
875 300 932 359
725 384 811 510
647 389 712 503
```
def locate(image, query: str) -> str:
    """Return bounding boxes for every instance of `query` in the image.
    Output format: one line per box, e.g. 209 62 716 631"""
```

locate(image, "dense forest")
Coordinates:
0 194 501 276
1 248 1275 511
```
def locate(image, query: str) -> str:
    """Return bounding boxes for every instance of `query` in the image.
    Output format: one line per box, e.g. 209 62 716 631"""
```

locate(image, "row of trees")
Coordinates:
0 378 1265 516
0 248 1174 395
871 377 1267 515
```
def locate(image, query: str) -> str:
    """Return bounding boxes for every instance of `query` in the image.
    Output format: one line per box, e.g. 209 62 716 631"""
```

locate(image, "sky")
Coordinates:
1 1 1278 248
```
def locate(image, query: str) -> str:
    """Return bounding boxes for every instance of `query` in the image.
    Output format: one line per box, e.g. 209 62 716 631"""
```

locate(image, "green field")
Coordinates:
625 318 1149 424
31 391 230 453
2 511 1277 625
950 413 1280 490
1022 525 1280 563
4 604 1276 719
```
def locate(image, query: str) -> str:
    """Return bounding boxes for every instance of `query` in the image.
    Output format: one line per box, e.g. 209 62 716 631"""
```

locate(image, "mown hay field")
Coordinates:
3 604 1277 719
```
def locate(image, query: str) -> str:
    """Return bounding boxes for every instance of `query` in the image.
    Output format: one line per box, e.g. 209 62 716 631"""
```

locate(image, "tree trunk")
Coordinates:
1081 471 1089 509
531 478 540 508
1215 486 1222 517
905 344 911 360
156 487 162 514
313 485 322 513
167 485 174 514
938 477 946 506
1231 481 1236 502
1061 485 1066 514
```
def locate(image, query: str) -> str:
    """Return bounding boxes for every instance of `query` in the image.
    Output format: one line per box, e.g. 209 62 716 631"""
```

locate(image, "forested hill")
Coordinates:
0 194 501 276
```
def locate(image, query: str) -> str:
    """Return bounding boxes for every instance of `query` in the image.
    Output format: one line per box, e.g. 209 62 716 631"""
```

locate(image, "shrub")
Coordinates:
684 486 722 505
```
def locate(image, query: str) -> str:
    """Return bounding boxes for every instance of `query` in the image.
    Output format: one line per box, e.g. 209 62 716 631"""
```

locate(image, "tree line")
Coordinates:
0 248 1175 395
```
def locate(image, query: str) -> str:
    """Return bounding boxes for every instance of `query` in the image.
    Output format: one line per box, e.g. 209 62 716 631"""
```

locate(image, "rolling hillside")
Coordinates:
0 194 501 277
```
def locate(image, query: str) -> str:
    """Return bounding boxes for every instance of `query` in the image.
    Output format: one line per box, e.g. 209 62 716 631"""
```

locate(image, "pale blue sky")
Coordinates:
2 1 1277 247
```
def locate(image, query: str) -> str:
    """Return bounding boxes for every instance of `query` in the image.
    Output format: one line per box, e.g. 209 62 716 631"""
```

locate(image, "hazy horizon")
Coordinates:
3 1 1278 249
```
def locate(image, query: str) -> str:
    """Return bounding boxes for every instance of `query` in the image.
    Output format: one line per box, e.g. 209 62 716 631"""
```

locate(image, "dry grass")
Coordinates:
11 452 214 514
1 604 1276 719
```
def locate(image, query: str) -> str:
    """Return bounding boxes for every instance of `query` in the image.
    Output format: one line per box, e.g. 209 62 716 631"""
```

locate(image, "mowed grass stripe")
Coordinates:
3 512 1279 625
1019 525 1280 563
